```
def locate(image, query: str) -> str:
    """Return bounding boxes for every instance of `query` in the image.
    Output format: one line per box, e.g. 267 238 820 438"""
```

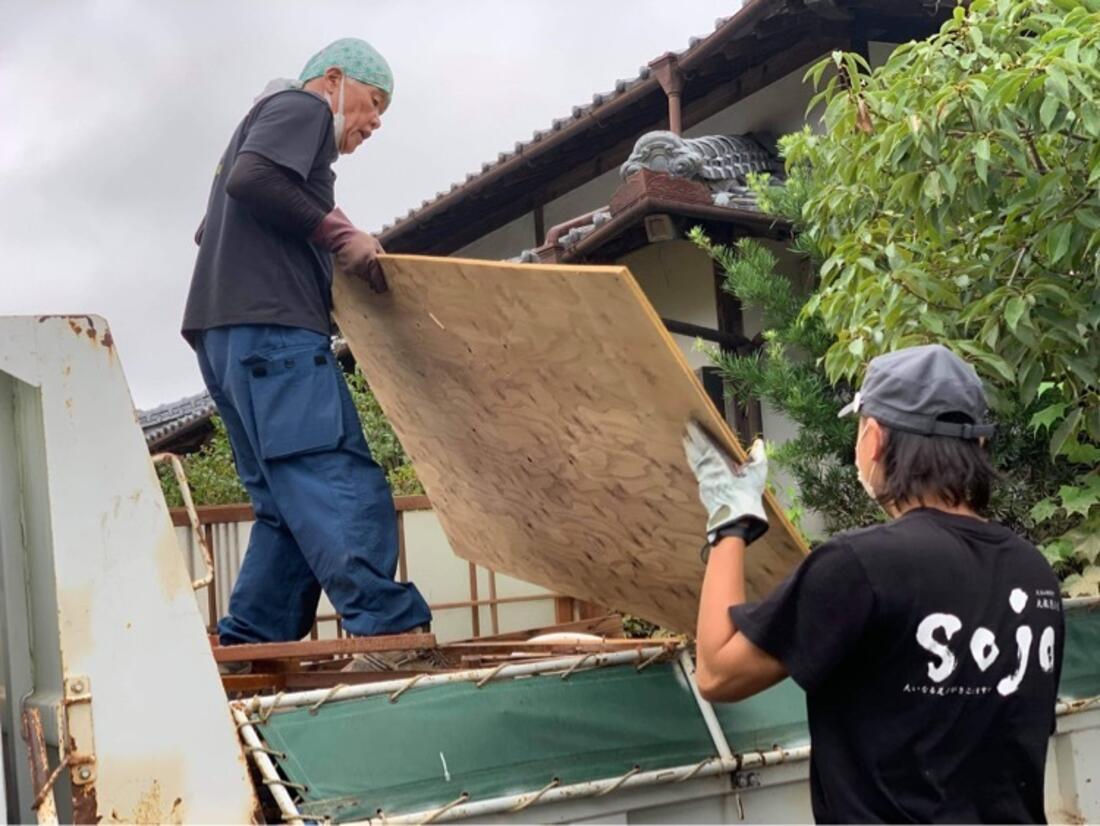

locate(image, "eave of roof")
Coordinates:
561 197 790 263
376 0 948 256
139 390 216 450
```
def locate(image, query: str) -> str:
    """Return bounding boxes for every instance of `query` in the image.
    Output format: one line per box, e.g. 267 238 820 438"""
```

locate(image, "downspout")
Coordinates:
649 52 685 135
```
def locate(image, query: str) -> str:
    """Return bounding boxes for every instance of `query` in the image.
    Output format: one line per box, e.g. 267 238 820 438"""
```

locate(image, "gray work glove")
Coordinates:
682 421 769 548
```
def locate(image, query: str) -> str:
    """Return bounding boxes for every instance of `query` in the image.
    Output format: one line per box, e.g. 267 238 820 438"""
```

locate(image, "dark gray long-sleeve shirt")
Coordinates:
183 89 338 344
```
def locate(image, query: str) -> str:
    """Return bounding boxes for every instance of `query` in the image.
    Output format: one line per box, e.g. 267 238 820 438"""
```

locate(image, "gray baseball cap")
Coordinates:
838 344 995 440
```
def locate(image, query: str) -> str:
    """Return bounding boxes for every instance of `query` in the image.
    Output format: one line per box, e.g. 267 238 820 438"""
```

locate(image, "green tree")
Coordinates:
705 0 1098 590
158 368 422 507
157 415 248 507
690 229 881 537
346 370 425 496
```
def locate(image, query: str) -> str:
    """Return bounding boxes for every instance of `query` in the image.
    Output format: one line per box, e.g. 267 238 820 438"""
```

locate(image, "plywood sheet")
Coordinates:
333 255 808 632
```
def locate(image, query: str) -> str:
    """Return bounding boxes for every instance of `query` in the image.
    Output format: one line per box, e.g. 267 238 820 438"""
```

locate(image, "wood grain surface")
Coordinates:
333 255 808 632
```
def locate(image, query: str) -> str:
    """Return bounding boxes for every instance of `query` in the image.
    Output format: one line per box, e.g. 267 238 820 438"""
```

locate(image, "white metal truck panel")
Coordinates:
0 316 256 823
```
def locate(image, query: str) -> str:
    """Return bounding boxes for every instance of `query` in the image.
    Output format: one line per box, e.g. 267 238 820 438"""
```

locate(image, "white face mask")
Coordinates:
855 418 879 500
857 460 878 500
324 75 347 153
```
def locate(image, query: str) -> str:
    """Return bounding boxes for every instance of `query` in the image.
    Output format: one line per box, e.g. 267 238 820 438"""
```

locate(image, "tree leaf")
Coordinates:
1076 207 1100 230
1087 407 1100 441
1062 566 1100 598
1031 402 1068 432
1063 441 1100 464
1005 296 1027 331
1040 94 1060 128
1020 359 1045 405
1041 538 1075 566
1046 221 1073 264
1050 407 1084 458
1059 474 1100 518
1030 497 1060 523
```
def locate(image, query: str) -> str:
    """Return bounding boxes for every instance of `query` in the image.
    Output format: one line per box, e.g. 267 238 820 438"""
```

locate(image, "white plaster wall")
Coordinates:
455 212 536 260
453 168 623 262
687 57 820 141
869 40 897 69
688 41 899 142
543 167 622 228
619 240 718 371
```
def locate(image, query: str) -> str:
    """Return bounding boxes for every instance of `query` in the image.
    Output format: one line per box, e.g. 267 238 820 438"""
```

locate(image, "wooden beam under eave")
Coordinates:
533 202 546 245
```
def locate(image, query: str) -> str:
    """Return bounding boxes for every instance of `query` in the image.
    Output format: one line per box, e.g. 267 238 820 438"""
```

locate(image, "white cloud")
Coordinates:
0 0 737 408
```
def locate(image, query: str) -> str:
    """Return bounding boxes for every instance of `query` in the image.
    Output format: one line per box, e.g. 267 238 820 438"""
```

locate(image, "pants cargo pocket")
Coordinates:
245 346 345 460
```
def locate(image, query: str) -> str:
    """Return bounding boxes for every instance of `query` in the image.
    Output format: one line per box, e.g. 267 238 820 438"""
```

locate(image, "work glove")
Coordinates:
682 421 769 549
335 231 388 294
312 207 389 293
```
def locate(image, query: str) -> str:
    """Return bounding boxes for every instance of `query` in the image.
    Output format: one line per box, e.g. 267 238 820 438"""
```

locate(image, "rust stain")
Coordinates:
38 315 110 348
21 707 51 793
71 780 98 824
229 704 263 820
102 758 198 824
107 779 183 825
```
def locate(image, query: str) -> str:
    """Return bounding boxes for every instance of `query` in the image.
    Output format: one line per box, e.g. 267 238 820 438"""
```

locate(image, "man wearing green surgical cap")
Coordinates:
182 38 433 651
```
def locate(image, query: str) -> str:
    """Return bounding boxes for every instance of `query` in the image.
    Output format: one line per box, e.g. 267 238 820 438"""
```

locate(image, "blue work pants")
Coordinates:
195 324 431 643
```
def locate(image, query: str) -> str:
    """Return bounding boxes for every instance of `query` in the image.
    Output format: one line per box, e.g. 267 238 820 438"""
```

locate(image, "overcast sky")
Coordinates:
0 1 738 409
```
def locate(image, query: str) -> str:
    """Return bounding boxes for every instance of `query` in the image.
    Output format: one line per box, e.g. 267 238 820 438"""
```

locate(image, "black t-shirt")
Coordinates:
731 508 1064 823
182 89 337 342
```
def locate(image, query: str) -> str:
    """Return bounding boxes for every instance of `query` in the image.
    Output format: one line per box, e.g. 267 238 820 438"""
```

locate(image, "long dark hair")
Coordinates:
877 415 996 511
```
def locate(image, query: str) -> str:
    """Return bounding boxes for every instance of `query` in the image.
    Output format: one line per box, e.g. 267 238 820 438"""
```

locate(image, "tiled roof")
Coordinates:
138 390 215 449
375 1 949 254
376 12 737 236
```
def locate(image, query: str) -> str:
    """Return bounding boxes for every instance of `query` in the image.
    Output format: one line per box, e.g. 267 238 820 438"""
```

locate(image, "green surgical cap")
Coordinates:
299 38 394 100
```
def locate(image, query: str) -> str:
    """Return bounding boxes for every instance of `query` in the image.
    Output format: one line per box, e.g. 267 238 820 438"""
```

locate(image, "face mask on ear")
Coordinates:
856 419 879 500
325 74 347 153
857 460 878 499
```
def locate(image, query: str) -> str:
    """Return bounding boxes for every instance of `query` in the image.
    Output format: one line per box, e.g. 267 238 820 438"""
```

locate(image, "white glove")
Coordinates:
682 421 769 546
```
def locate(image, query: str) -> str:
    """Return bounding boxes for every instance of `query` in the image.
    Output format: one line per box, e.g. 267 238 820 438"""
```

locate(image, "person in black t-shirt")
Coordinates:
682 344 1064 823
181 39 431 647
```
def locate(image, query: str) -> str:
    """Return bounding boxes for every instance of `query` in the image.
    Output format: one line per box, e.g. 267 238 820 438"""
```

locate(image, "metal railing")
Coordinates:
168 496 583 638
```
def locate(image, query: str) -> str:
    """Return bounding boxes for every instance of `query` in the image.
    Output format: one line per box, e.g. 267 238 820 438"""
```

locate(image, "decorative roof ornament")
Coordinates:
619 131 784 207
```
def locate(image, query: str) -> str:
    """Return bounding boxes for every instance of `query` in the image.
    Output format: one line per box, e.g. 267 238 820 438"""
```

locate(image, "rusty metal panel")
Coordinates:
0 316 257 822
